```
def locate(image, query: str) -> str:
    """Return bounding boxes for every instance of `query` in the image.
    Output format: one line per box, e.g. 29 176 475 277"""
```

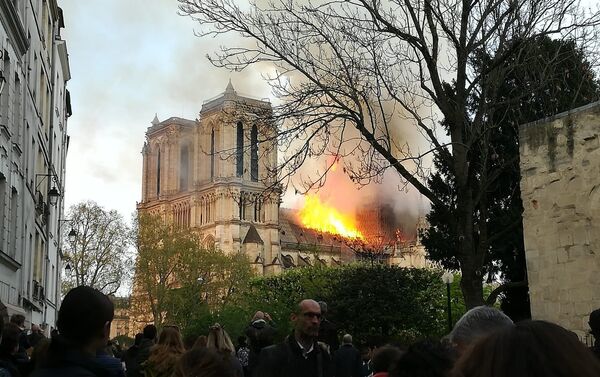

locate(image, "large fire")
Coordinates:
298 194 364 239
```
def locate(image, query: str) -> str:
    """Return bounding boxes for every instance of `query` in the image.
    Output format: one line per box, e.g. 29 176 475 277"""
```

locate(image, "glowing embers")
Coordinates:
298 194 364 240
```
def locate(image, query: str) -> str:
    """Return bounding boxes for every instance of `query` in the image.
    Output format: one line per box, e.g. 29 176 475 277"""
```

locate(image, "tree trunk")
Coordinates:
460 260 485 308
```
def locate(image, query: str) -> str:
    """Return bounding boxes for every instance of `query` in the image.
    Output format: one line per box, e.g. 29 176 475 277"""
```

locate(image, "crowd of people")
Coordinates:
0 286 599 376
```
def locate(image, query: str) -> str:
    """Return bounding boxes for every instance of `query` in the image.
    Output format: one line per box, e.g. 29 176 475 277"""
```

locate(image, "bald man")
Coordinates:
253 299 332 377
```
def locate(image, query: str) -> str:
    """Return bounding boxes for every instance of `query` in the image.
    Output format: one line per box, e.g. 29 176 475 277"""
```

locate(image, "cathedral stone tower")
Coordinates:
138 82 282 275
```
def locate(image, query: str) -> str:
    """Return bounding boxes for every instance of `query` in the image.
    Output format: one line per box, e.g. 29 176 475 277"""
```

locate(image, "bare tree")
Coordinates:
62 201 132 296
177 0 600 307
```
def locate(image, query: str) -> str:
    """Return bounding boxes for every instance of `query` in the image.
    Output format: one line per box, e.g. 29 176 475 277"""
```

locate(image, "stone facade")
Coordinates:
519 101 600 339
0 0 71 334
138 82 283 275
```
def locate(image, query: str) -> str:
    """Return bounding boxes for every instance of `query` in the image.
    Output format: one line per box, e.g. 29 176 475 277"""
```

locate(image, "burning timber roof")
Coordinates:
278 208 353 259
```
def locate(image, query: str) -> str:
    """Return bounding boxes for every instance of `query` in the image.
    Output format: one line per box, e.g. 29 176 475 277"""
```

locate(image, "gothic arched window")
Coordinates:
180 145 189 191
236 121 244 177
210 129 215 180
251 124 258 182
156 149 161 195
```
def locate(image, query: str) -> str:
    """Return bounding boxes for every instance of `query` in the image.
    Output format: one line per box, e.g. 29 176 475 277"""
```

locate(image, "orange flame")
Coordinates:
298 194 364 239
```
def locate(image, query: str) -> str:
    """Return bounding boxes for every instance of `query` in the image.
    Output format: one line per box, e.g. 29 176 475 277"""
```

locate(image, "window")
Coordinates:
210 129 215 180
236 122 243 177
251 124 258 182
180 145 189 191
9 188 17 258
156 149 161 196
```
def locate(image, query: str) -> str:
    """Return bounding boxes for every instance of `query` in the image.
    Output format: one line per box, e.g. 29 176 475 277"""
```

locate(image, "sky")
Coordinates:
61 0 276 220
60 0 426 224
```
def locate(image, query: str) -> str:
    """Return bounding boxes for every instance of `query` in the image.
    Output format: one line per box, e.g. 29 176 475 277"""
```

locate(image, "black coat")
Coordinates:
333 344 362 377
31 349 110 377
245 320 277 372
128 339 153 377
253 335 331 377
318 320 339 352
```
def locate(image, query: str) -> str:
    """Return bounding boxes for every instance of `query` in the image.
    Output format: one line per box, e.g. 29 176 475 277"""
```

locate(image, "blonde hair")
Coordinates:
206 323 235 356
157 326 185 353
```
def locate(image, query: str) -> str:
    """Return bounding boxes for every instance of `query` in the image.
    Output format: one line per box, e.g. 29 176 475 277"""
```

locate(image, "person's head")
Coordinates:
342 334 352 345
143 324 158 341
371 345 403 374
291 299 321 340
134 333 144 346
390 339 456 377
318 301 328 316
453 320 600 377
252 311 265 321
183 334 198 350
207 324 235 356
449 306 513 352
0 324 21 355
359 345 372 362
193 335 207 350
157 326 185 353
172 347 235 377
10 314 25 329
57 286 114 353
589 308 600 339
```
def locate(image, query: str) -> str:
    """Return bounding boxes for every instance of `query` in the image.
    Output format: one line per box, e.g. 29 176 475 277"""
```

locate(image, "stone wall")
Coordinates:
519 101 600 339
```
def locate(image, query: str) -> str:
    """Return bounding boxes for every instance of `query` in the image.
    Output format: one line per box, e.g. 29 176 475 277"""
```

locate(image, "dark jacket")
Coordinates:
122 345 139 377
245 320 277 373
318 319 338 352
129 339 153 377
31 349 110 377
253 335 331 377
333 344 362 377
96 350 125 377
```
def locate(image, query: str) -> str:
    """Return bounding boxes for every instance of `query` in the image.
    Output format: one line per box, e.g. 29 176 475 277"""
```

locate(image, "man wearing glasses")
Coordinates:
253 299 332 377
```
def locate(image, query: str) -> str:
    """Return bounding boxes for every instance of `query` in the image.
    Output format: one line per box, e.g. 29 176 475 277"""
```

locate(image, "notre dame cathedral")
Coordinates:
138 82 429 275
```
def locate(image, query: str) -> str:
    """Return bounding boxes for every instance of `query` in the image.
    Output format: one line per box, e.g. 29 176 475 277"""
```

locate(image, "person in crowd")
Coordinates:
370 346 403 377
193 336 207 350
31 285 114 377
317 301 339 353
141 326 185 377
589 308 600 359
9 315 30 360
27 325 44 349
245 311 277 375
182 334 198 351
358 346 372 377
253 299 332 377
0 323 23 377
452 320 600 377
448 306 513 354
29 338 50 372
390 339 456 377
172 347 235 377
96 344 125 377
235 336 250 376
333 334 362 377
130 324 157 377
122 333 143 377
206 324 243 377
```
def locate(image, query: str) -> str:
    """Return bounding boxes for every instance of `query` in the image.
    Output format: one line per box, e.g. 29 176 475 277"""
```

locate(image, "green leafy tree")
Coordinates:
423 36 600 319
62 201 131 296
132 213 254 329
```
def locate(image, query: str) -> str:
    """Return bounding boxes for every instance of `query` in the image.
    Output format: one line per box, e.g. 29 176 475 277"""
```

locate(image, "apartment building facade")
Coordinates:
0 0 71 333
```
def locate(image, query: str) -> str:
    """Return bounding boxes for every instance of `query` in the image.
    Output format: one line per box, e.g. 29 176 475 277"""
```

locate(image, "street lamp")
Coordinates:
67 228 77 243
35 173 61 207
441 271 454 333
64 263 72 274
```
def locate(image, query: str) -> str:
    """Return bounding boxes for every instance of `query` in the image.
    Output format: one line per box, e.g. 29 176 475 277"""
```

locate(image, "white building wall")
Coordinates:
0 0 71 334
